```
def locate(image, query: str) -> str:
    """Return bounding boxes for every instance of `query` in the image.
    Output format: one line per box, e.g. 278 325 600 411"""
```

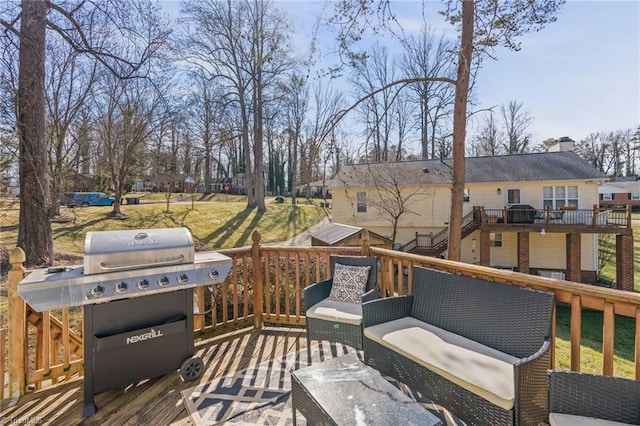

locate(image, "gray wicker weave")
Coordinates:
549 370 640 424
304 255 378 362
362 266 554 426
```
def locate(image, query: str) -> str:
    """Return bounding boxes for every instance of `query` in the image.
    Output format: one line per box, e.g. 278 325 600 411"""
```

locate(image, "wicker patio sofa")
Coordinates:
549 370 640 425
304 255 378 361
362 266 555 426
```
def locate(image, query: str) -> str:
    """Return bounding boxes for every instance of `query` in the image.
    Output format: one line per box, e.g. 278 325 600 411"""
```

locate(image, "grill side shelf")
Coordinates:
94 318 187 352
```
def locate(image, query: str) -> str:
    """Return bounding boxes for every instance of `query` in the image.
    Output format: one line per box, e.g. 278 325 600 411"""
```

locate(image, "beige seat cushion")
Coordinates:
549 413 635 426
306 298 363 325
364 317 519 410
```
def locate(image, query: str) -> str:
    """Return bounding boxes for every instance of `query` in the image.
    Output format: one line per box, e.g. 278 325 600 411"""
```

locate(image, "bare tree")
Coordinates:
350 43 401 162
400 27 456 159
301 83 345 198
45 35 98 216
281 72 308 205
470 112 502 156
501 99 533 154
92 75 161 216
181 0 295 212
0 0 170 266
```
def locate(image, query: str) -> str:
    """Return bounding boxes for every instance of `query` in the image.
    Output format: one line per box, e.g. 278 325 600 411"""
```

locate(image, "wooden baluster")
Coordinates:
635 307 640 380
295 252 301 322
570 295 581 371
602 302 615 376
252 231 263 328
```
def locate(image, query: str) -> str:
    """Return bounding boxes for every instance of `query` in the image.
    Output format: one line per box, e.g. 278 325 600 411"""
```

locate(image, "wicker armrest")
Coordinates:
515 339 551 367
549 370 640 424
513 339 552 426
362 296 413 328
362 287 380 303
304 279 333 310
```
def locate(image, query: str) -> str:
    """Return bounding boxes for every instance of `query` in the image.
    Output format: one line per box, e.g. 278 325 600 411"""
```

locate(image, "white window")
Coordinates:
356 192 367 213
631 193 640 200
174 181 180 188
490 233 503 247
543 185 578 208
506 188 520 204
602 193 613 201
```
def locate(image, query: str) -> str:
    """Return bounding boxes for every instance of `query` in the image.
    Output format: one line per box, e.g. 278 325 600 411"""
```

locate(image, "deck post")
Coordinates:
252 231 263 329
7 247 27 404
360 229 370 256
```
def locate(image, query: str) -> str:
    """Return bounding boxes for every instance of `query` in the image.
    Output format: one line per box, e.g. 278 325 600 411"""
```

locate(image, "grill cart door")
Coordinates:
83 289 195 417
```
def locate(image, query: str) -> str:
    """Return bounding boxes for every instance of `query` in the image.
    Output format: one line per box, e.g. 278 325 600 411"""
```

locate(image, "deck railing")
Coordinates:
3 230 639 402
482 205 631 228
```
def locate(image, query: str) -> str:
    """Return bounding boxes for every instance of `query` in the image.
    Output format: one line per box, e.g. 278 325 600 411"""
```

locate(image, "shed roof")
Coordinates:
310 223 362 245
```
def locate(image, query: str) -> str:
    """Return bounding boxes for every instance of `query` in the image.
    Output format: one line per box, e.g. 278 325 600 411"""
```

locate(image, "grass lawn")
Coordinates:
598 220 640 292
0 197 330 257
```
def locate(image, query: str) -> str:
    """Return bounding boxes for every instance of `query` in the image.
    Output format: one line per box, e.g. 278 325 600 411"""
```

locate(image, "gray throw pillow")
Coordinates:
328 263 371 304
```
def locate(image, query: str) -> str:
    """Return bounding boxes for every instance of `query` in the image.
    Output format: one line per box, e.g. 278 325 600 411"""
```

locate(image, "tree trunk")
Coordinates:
447 0 474 262
17 0 53 267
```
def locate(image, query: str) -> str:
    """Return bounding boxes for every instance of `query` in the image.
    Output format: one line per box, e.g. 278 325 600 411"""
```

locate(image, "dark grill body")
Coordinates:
17 227 232 417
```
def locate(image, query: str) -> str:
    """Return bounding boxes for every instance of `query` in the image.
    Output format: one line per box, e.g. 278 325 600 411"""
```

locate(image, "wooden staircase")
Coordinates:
26 307 83 358
400 209 481 257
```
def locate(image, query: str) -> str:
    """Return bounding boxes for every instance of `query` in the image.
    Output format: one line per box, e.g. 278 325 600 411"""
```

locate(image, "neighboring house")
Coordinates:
156 174 196 193
599 178 640 209
207 177 233 193
132 179 156 192
331 149 634 289
232 173 248 195
295 179 333 198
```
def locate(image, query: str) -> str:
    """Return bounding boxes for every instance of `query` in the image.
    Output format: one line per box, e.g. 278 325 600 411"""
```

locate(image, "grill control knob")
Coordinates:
91 285 105 298
177 273 189 284
158 276 170 287
137 279 150 290
209 270 219 280
115 281 128 294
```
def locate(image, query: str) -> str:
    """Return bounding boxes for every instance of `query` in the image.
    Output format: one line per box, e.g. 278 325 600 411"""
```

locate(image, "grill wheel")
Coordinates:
180 355 205 381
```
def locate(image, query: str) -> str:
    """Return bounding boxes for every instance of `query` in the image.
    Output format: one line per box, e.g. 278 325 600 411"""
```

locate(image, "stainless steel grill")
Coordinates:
18 227 231 311
17 227 232 418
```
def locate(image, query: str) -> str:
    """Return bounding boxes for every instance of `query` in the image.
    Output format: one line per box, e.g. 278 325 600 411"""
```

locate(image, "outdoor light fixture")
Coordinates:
497 188 502 195
540 228 546 237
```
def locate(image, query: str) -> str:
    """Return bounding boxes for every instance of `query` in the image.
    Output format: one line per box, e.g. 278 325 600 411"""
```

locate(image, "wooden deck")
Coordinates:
0 326 309 426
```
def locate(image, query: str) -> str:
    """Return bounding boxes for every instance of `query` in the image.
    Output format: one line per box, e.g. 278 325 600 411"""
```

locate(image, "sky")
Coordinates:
285 0 640 147
166 0 640 151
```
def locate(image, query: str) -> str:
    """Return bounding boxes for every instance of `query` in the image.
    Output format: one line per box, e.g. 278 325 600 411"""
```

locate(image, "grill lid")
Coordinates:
84 228 195 275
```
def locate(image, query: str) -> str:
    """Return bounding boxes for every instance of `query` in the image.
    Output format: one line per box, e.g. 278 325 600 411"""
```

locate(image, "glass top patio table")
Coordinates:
291 352 443 425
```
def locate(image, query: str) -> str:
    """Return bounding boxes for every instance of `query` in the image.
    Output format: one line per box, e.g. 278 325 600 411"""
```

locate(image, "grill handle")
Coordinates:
98 255 185 272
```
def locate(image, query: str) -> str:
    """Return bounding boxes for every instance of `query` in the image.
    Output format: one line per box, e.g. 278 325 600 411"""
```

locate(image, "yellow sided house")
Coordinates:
330 150 634 290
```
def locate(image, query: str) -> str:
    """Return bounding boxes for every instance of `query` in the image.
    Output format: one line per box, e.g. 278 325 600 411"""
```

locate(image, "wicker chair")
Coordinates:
548 370 640 425
363 266 555 425
304 255 378 362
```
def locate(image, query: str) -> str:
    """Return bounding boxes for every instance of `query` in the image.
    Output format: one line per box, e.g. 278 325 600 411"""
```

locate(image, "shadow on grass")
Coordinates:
52 216 113 241
200 207 264 248
555 304 636 363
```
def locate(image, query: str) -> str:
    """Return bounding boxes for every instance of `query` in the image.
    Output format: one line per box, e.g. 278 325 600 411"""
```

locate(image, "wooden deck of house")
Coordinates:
0 326 309 425
1 232 639 426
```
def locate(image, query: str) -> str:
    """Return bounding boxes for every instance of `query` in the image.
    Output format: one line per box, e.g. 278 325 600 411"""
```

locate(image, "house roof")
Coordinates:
465 151 607 183
331 151 607 188
600 180 640 193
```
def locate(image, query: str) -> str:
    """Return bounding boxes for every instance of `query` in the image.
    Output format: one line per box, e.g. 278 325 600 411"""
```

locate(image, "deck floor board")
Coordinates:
0 326 308 426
